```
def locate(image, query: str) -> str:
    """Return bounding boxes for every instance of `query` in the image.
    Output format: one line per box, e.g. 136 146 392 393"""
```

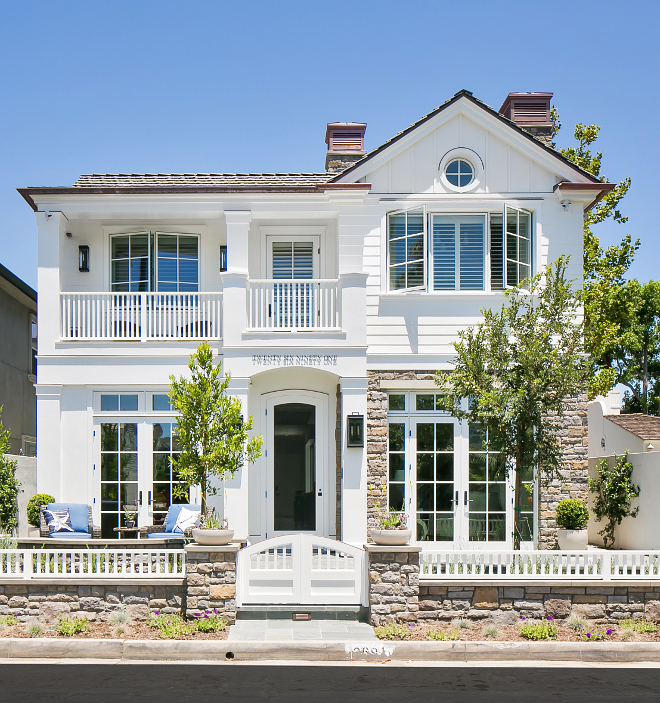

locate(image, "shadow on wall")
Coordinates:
587 451 659 550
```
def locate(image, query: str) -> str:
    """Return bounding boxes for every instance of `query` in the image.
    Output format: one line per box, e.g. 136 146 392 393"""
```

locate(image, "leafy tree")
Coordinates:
589 451 639 547
436 258 588 549
0 410 20 532
169 343 263 514
551 108 639 398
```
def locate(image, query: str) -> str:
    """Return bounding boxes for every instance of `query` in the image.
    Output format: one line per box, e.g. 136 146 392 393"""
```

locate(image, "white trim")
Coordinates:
438 148 483 194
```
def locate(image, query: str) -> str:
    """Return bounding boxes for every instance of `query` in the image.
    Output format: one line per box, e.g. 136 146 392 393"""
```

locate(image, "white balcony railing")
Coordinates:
247 279 340 331
419 550 660 581
61 292 222 341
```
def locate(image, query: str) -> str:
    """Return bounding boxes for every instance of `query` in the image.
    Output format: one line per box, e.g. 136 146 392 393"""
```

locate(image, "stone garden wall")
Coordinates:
183 544 238 623
0 581 184 623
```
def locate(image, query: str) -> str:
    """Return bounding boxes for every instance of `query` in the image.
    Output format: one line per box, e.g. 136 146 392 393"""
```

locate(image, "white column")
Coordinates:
338 272 368 347
220 211 251 346
36 385 62 498
222 377 251 541
37 211 65 354
340 377 369 546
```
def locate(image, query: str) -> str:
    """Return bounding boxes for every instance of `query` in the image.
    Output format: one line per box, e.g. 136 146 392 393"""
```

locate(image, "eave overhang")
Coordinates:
553 181 616 212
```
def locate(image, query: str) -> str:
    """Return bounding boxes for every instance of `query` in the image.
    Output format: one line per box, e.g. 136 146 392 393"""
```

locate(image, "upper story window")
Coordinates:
387 206 532 293
110 232 199 292
445 159 474 188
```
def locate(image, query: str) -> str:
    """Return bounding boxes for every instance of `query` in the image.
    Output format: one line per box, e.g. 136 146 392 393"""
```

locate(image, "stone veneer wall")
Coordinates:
184 544 237 623
366 546 420 626
367 372 589 548
0 582 184 623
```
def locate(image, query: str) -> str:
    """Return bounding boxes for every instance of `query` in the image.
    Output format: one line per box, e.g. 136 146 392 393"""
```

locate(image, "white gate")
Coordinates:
236 535 366 606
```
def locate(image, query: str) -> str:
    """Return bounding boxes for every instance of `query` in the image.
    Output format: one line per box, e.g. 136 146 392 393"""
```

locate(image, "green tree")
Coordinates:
436 258 588 549
551 108 639 397
169 343 263 514
0 410 21 532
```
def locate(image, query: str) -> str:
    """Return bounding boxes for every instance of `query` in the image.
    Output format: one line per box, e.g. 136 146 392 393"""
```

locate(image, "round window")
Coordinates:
445 159 474 188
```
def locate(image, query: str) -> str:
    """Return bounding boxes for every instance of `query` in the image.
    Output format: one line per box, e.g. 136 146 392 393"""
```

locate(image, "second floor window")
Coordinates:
387 206 531 293
111 232 199 292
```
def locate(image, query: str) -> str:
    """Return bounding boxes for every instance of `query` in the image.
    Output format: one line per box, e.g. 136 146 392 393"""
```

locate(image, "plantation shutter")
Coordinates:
431 216 485 291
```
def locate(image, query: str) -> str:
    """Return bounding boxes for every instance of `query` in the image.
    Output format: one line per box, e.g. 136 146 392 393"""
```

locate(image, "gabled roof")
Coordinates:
605 414 660 440
72 173 334 188
330 89 603 185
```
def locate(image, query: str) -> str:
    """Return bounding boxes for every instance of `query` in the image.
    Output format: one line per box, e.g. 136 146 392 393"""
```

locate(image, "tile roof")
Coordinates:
605 414 660 440
72 173 334 188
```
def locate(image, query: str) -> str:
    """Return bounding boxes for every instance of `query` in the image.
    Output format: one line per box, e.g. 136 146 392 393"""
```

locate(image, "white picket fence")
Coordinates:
0 549 185 579
420 550 660 581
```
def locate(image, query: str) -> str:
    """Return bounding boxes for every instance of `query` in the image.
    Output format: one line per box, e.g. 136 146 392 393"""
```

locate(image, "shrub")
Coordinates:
26 494 55 528
428 629 459 641
0 614 18 626
566 615 588 631
191 610 227 633
147 612 192 639
620 618 657 634
56 615 91 636
26 621 43 638
113 626 125 639
483 624 499 638
375 623 410 640
450 617 471 630
108 610 131 626
589 452 639 547
556 499 589 530
0 531 17 549
520 619 557 640
0 414 20 531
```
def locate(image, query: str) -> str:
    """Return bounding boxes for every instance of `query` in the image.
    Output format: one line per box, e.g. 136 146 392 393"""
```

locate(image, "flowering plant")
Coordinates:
200 508 228 530
374 508 408 530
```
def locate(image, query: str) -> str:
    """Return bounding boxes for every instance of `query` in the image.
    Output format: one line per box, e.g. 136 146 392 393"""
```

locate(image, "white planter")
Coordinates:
192 528 234 546
557 528 588 550
369 529 412 546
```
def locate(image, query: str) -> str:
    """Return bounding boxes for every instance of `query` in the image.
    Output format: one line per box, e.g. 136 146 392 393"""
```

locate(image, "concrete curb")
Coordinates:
2 639 660 662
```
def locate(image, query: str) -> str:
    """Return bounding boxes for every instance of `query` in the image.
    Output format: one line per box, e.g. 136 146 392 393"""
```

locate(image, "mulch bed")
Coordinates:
0 621 229 640
376 621 660 642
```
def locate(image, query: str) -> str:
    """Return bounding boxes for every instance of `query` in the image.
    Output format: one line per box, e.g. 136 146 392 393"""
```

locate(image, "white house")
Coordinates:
20 90 612 549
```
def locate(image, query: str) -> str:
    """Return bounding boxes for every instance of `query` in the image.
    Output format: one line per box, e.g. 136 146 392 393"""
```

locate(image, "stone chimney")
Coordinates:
499 93 554 147
325 122 366 173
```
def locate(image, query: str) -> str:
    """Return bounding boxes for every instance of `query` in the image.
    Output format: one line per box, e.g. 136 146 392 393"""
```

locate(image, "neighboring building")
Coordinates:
0 262 37 455
19 90 611 547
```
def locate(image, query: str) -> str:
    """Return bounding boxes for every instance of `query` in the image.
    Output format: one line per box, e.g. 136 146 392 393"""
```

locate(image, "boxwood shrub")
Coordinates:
556 499 589 530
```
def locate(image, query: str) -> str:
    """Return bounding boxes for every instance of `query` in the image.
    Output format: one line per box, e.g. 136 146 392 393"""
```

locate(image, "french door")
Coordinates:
95 418 194 538
387 416 512 549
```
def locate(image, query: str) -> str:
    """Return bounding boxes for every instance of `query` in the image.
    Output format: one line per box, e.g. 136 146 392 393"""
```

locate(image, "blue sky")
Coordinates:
0 0 657 289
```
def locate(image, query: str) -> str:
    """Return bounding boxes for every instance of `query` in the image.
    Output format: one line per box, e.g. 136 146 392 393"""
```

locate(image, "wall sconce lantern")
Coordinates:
219 246 227 272
78 245 90 272
347 413 364 447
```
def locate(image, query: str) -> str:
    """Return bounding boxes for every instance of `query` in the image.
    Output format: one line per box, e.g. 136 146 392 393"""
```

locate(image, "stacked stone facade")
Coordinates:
184 544 237 623
0 582 184 623
366 545 420 626
366 371 589 548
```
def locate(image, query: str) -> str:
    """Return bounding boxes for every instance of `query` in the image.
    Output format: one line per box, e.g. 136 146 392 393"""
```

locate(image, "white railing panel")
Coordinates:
0 549 185 578
419 550 660 581
247 280 339 331
60 293 221 341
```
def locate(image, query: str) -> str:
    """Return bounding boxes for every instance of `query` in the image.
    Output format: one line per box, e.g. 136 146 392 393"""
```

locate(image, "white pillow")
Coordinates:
172 507 200 533
44 509 74 534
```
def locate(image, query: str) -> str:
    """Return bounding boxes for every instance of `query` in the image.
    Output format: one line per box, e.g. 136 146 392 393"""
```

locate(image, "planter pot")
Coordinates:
557 528 588 550
191 528 234 546
369 529 412 546
125 520 135 529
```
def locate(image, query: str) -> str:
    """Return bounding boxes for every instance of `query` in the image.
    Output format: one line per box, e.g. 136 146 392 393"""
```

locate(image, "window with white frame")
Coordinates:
386 206 532 293
110 232 199 292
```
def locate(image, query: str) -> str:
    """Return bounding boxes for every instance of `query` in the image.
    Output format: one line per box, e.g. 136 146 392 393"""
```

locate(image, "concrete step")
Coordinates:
236 605 368 621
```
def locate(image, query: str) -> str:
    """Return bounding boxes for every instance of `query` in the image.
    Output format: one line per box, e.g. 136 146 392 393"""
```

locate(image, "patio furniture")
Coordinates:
40 503 100 539
113 527 141 538
139 504 201 540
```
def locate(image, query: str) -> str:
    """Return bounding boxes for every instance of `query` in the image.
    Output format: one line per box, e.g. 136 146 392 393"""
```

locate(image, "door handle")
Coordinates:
464 491 468 506
454 491 459 506
138 491 142 506
148 491 152 506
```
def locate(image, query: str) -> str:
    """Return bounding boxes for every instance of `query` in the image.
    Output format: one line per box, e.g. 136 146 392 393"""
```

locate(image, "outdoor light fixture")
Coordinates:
220 245 228 272
78 245 90 272
347 413 364 447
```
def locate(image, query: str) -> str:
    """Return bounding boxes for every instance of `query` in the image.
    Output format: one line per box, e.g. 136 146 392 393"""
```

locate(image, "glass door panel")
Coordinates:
152 421 188 525
100 422 138 538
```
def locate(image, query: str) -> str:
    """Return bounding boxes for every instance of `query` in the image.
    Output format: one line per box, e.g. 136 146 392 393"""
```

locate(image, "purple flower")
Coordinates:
194 613 201 617
154 611 160 615
521 617 526 621
606 629 612 635
204 613 209 618
213 609 218 614
407 622 414 627
586 632 591 638
547 616 553 621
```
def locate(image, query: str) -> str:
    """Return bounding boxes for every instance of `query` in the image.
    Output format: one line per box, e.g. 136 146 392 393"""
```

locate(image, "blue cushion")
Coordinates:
47 504 89 533
147 532 185 539
48 532 91 539
164 504 200 533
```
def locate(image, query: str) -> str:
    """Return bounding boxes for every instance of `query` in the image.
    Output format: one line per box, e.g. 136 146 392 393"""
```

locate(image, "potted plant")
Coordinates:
123 503 138 529
192 509 234 546
370 508 411 546
556 499 589 550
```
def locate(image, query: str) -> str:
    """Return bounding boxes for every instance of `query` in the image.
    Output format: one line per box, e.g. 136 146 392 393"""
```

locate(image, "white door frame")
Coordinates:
262 390 329 539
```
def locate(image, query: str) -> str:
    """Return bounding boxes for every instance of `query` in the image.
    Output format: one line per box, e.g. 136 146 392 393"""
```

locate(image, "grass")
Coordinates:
428 629 460 641
619 618 658 634
483 624 499 638
566 615 588 632
147 610 227 639
26 621 43 638
519 619 558 640
56 615 91 636
450 617 472 630
108 610 131 626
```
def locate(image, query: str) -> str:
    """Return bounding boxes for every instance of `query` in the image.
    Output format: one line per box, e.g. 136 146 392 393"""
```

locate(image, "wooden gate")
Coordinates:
236 535 366 606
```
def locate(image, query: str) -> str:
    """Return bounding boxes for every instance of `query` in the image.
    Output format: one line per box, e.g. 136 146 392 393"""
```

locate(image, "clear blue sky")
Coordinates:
1 0 657 290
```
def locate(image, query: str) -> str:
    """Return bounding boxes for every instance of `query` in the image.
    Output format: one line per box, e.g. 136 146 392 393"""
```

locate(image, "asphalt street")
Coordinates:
0 664 659 702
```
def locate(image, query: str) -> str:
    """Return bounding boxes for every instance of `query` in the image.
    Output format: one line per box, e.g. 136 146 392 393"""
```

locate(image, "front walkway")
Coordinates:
227 620 377 642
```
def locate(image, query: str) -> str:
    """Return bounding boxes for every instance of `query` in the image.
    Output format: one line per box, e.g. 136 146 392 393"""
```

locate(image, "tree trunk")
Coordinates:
513 455 523 551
